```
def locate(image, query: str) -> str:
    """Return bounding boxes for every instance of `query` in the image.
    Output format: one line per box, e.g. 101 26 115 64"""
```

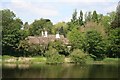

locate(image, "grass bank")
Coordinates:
1 55 119 65
2 55 46 64
88 58 119 65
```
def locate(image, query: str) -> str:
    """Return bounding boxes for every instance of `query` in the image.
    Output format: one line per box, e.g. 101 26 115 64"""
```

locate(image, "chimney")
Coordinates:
44 30 48 37
56 33 60 39
42 31 44 36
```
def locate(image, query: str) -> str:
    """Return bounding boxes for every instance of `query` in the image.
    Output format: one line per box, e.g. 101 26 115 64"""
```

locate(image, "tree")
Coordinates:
99 12 115 33
78 10 84 26
71 9 78 25
107 28 120 58
24 22 29 30
2 9 24 56
52 22 68 37
84 30 105 59
111 1 120 28
97 14 103 22
84 11 92 23
29 18 53 36
92 11 98 22
67 28 84 50
107 1 120 58
107 12 116 22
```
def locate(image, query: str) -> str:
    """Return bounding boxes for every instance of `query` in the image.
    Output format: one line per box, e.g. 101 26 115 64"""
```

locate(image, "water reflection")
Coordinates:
2 63 119 78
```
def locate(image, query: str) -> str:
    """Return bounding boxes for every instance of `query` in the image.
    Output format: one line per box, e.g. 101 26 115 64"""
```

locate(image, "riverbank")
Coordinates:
1 55 119 65
1 55 46 64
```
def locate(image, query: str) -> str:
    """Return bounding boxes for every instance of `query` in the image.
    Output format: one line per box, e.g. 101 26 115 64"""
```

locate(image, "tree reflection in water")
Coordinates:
2 63 119 78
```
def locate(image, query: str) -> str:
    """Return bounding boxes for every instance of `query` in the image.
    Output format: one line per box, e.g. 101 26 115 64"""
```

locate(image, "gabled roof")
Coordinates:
26 35 69 45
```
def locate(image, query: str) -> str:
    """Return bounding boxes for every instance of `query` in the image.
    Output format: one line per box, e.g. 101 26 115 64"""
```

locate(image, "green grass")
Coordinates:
2 55 15 59
1 55 119 65
0 55 2 63
102 58 119 64
2 55 46 64
31 57 46 63
0 55 2 59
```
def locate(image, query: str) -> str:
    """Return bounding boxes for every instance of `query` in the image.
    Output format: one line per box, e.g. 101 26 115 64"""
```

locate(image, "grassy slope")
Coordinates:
1 55 119 64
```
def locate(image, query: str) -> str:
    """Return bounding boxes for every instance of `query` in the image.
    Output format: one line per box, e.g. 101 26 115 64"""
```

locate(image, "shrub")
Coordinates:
70 49 89 64
48 40 69 56
84 55 94 64
45 48 65 64
19 40 47 56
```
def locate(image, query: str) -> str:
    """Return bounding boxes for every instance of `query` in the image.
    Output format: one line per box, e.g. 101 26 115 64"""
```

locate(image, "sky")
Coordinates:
1 0 119 24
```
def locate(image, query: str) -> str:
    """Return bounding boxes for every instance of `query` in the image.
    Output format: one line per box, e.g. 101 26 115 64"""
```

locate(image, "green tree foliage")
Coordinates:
48 40 69 56
67 21 77 31
107 12 116 22
101 16 111 28
84 30 105 59
67 28 84 50
19 40 47 56
52 22 68 37
99 12 115 34
106 2 120 58
97 14 103 22
2 9 25 56
71 9 77 25
111 1 120 28
18 40 30 56
2 7 119 60
85 12 92 23
29 18 53 36
92 11 98 22
24 22 29 30
68 10 84 31
100 12 115 29
107 28 120 58
78 10 84 26
67 9 78 31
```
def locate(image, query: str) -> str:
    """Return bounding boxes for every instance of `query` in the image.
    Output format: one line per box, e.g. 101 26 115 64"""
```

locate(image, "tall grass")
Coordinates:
103 58 119 64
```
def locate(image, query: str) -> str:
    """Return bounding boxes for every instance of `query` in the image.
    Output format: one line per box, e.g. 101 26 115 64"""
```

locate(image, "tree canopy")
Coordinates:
1 1 120 58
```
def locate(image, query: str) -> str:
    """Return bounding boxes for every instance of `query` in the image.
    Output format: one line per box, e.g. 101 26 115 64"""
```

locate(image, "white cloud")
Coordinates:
10 0 59 17
56 0 112 3
2 0 119 24
104 4 117 13
32 0 118 3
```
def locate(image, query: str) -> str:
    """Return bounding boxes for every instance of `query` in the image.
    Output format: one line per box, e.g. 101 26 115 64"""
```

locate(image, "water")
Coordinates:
1 63 119 78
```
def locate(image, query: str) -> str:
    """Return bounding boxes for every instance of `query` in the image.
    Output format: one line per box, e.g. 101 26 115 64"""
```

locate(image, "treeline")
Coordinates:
1 2 120 61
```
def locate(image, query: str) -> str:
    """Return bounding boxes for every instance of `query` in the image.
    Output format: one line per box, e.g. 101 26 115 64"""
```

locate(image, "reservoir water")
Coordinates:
1 63 119 78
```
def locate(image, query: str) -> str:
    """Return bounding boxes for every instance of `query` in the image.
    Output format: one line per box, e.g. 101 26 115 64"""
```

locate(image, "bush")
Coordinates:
19 40 47 56
84 55 94 64
45 48 65 64
70 49 89 64
84 30 106 59
48 40 69 56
